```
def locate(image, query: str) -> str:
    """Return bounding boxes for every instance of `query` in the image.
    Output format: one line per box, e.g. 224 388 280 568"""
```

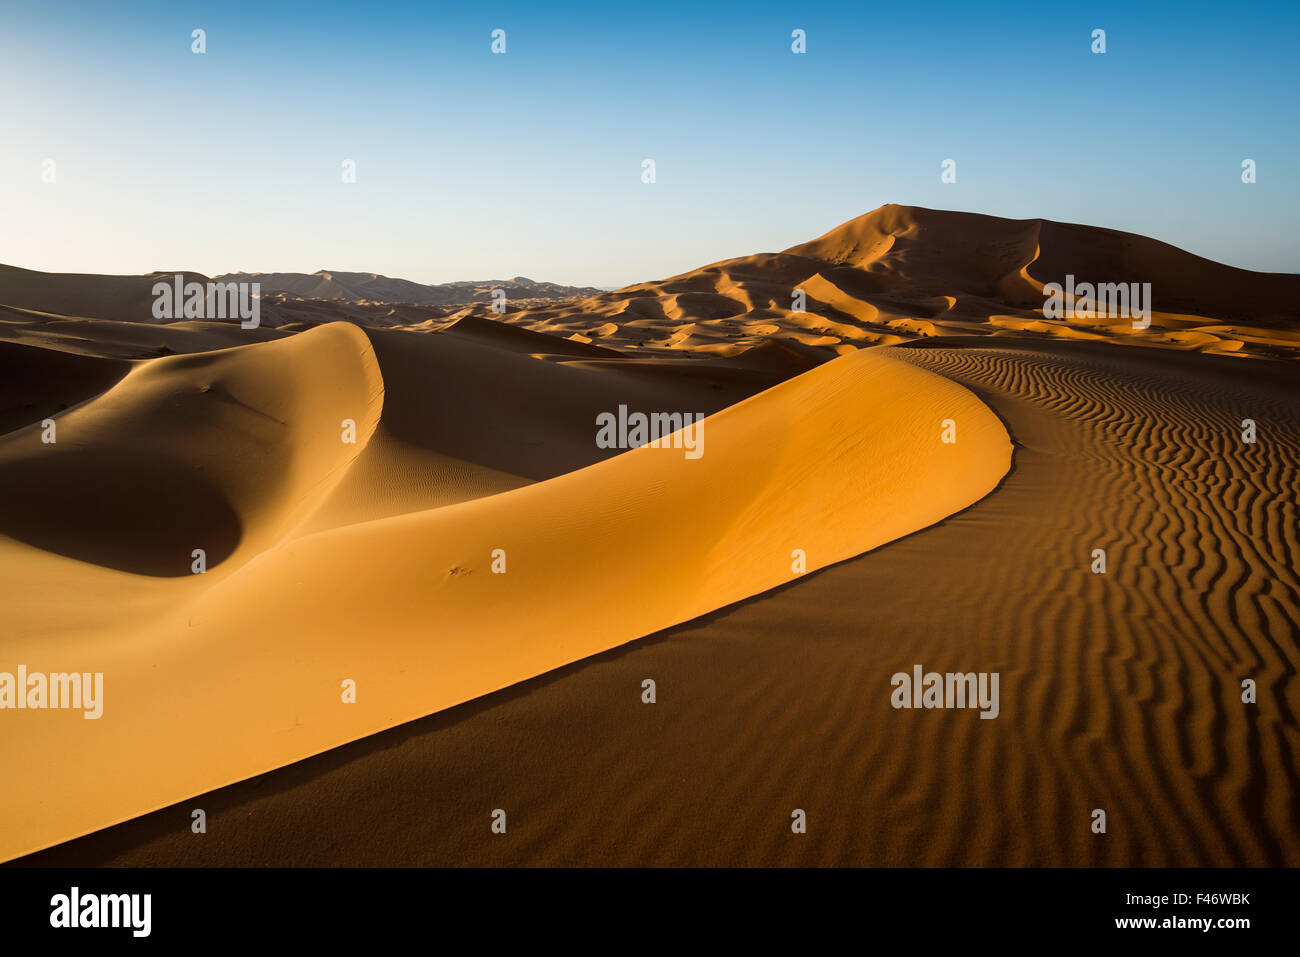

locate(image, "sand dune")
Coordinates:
0 323 383 575
0 321 1008 862
0 264 212 325
214 270 604 307
503 205 1300 360
1 205 1296 866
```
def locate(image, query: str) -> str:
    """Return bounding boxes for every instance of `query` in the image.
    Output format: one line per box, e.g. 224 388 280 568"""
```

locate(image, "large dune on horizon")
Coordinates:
504 204 1300 360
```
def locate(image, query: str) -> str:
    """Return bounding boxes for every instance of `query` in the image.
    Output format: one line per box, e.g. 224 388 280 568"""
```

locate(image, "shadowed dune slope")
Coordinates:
297 324 797 529
0 339 131 434
0 338 1009 862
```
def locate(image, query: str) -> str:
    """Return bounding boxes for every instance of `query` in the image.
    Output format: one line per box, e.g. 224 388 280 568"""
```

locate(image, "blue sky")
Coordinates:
1 0 1296 286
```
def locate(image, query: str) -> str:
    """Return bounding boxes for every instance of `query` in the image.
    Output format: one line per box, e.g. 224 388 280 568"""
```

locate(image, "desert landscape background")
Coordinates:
1 204 1297 866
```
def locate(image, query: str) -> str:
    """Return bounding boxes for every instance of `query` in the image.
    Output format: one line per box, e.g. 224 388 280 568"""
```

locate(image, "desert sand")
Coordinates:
3 205 1297 866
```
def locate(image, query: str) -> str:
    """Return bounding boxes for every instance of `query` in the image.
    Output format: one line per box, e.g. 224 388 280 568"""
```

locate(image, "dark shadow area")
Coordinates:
0 448 241 576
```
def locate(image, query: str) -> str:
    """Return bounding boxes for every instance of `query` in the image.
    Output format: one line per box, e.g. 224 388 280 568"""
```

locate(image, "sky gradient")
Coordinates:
1 0 1296 287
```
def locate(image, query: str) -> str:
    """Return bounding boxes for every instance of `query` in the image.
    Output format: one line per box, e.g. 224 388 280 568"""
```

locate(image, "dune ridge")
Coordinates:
0 328 1009 862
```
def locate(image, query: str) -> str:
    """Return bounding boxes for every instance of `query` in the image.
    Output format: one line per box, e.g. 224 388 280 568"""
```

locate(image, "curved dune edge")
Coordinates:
0 345 1010 861
0 322 384 580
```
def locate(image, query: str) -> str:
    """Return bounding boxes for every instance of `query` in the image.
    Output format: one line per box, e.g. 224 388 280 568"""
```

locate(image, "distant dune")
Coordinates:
506 205 1300 359
213 269 606 307
1 206 1297 866
0 264 211 326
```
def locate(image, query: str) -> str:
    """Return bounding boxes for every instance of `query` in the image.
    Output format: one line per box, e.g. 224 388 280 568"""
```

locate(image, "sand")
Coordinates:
2 206 1297 866
503 205 1300 361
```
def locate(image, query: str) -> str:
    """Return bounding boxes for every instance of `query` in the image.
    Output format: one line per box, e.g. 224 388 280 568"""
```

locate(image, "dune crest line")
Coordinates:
0 338 1010 861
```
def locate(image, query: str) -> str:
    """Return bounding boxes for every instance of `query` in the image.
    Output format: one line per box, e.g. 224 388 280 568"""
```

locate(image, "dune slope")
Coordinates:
0 333 1009 862
502 205 1300 360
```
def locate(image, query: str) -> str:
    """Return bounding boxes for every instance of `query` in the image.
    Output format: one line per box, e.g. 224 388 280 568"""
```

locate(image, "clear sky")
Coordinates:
1 0 1296 287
